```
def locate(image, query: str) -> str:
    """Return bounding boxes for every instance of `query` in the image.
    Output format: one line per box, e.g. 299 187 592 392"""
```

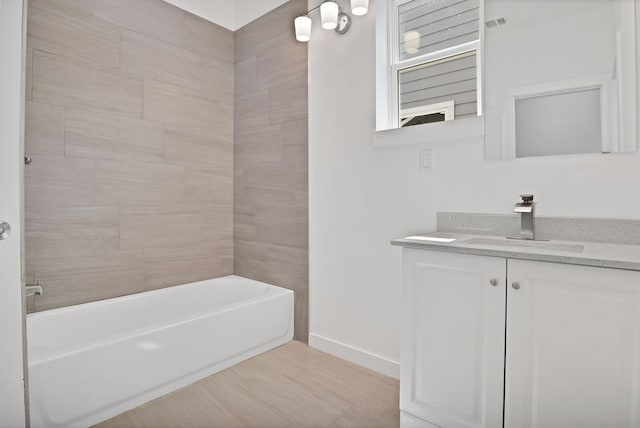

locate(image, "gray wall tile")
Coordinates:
266 244 308 289
234 0 309 342
94 160 185 205
203 205 234 241
234 140 282 166
27 0 120 71
235 240 269 280
143 257 225 291
164 125 233 172
255 33 308 91
184 13 234 61
25 206 120 260
34 0 95 16
202 56 235 103
235 91 269 129
282 143 308 164
255 206 308 249
235 126 282 146
241 187 302 207
25 101 64 156
34 251 145 311
268 76 308 126
184 170 233 203
65 109 166 163
25 155 94 208
33 50 143 117
94 0 184 45
120 28 204 91
244 165 296 191
234 203 257 241
143 79 219 127
26 0 234 311
281 120 308 145
119 204 203 250
234 0 304 63
25 48 33 100
234 57 257 99
142 239 232 262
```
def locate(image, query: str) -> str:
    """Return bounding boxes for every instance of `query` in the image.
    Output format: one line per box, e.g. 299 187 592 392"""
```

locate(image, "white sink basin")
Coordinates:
462 237 584 253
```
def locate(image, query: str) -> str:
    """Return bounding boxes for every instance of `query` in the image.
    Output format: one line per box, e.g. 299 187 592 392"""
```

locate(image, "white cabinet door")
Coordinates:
505 259 640 428
401 249 506 428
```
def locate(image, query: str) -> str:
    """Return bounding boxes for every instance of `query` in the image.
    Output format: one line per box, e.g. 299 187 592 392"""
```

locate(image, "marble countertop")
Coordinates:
391 231 640 271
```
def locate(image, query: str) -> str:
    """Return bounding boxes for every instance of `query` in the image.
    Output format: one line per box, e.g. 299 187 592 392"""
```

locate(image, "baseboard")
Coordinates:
400 411 439 428
308 333 400 379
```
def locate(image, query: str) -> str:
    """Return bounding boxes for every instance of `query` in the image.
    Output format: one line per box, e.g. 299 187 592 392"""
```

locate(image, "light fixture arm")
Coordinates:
305 2 324 16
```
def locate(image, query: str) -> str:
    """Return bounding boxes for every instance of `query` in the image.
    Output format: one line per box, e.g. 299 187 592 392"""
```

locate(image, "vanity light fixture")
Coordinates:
351 0 369 16
295 16 312 42
320 1 339 29
294 0 368 42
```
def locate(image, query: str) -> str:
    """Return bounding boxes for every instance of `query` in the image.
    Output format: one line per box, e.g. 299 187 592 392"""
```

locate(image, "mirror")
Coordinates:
484 0 637 159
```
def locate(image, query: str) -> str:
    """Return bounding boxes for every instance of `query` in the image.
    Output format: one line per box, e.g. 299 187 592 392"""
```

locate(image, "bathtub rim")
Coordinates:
27 275 289 321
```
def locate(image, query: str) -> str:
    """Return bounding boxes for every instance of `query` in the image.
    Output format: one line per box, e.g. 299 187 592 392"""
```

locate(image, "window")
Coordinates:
376 0 483 132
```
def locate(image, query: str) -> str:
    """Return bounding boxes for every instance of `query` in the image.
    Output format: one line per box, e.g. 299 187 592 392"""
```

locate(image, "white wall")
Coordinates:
163 0 235 29
162 0 289 30
234 0 290 29
309 0 640 378
309 0 438 377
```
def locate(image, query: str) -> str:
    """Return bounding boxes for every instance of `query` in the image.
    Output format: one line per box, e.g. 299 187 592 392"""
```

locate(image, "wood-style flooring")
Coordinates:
97 341 400 428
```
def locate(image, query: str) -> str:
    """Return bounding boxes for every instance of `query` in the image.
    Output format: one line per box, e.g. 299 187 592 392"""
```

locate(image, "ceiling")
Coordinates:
162 0 291 31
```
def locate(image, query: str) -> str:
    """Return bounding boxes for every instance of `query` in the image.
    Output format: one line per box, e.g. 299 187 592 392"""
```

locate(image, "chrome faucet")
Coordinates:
25 281 43 297
514 194 535 240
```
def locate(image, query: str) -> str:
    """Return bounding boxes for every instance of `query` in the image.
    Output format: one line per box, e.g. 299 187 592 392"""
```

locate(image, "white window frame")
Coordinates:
400 100 455 127
374 0 485 146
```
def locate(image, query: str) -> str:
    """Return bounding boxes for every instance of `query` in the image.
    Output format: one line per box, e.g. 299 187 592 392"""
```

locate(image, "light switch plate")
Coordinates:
420 149 432 169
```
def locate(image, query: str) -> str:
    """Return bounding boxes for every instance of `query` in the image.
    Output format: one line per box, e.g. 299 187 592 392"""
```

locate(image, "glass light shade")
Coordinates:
320 1 339 30
294 16 312 42
351 0 369 16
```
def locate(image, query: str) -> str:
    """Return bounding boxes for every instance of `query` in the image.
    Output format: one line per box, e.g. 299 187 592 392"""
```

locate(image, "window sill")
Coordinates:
372 116 484 148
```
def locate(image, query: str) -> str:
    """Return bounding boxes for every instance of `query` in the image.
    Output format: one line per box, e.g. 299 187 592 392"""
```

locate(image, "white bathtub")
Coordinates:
27 275 294 428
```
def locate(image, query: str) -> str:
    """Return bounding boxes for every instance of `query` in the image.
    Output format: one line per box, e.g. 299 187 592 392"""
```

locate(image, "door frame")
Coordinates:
0 0 28 426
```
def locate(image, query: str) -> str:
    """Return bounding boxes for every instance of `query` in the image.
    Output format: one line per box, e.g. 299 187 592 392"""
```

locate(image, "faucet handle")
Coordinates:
520 194 534 203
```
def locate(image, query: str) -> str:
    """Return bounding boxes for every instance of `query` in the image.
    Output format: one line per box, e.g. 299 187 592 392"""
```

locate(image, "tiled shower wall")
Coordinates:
25 0 234 311
24 0 309 340
234 0 309 342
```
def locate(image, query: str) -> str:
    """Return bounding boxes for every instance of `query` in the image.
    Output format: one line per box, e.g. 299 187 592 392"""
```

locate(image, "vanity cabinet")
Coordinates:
401 248 640 428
